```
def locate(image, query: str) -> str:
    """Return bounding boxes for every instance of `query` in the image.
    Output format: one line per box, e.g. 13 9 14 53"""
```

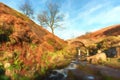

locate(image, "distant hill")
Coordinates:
80 24 120 38
0 2 67 78
70 24 120 46
67 24 120 59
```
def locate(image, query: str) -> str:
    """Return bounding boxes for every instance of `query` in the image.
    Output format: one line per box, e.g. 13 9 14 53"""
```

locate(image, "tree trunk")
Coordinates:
51 28 54 35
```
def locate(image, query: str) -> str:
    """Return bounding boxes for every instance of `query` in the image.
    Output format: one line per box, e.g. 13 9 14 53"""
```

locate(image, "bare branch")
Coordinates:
19 0 34 19
37 2 64 34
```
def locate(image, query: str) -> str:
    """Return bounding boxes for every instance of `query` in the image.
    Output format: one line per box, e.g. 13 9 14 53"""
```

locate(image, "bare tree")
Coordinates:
37 3 63 34
19 0 34 18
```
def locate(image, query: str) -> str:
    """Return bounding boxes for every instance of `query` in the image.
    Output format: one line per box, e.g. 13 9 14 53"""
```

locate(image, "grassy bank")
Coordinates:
105 57 120 70
40 47 74 74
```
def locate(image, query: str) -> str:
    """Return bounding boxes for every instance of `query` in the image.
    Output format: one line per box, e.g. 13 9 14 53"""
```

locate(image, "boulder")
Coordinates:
86 50 107 64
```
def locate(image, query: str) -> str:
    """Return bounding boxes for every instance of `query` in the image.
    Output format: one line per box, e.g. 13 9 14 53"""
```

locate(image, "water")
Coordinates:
87 76 95 80
46 59 95 80
83 75 95 80
46 59 78 80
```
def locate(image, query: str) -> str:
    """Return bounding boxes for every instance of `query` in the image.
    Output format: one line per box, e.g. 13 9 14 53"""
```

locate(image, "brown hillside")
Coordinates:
0 2 66 78
90 24 120 38
0 2 66 51
75 24 120 45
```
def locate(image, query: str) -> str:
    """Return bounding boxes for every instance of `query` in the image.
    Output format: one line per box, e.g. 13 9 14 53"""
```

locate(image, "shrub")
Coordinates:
13 73 30 80
118 58 120 62
0 24 13 42
47 38 64 51
0 65 10 80
96 36 120 51
9 38 16 45
47 38 55 45
30 43 37 50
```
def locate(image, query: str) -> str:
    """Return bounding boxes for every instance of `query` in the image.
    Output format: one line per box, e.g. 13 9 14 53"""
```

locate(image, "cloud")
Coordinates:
70 0 120 30
1 0 120 39
55 28 85 40
85 5 120 27
77 5 103 19
100 6 120 23
55 1 105 39
56 0 120 39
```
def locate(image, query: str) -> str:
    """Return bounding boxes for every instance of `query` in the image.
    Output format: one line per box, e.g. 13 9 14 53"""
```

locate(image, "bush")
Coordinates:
0 24 13 42
0 65 10 80
96 36 120 51
13 73 30 80
118 58 120 62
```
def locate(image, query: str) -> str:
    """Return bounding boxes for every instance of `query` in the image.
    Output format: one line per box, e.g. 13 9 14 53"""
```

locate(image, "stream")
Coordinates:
45 58 95 80
45 56 120 80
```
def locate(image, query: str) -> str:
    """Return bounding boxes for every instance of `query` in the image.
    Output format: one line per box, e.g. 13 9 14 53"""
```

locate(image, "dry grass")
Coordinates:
105 58 120 70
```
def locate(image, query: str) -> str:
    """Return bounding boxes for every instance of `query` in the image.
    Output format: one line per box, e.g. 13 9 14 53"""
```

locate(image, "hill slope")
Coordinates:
0 2 67 78
76 24 120 45
0 2 65 51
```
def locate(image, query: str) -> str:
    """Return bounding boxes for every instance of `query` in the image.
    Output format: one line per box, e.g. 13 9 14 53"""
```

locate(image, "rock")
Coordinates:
86 50 107 64
47 69 67 80
3 62 13 77
4 62 10 69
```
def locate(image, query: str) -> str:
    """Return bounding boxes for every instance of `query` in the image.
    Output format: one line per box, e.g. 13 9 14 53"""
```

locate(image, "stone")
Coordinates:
86 50 107 64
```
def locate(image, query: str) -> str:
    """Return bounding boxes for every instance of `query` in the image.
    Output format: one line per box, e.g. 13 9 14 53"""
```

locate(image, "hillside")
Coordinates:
67 24 120 58
0 2 66 51
0 2 67 79
92 24 120 37
75 24 120 45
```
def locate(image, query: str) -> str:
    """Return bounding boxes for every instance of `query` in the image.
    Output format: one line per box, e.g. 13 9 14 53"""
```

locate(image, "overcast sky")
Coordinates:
0 0 120 40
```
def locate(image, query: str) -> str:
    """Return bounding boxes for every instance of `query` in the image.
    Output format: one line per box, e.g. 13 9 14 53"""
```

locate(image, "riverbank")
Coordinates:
67 60 120 80
44 57 120 80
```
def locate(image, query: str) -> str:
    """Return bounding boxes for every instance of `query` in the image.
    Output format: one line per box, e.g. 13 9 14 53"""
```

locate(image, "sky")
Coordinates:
0 0 120 40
